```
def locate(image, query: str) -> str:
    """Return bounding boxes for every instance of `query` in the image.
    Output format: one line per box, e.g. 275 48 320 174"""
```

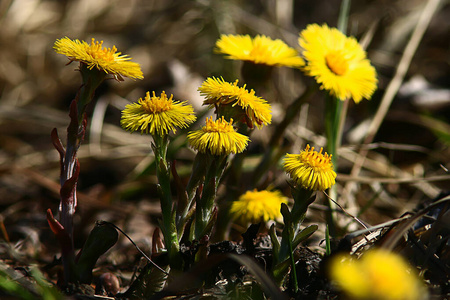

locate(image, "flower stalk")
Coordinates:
121 90 195 268
151 135 181 265
194 154 227 240
187 116 250 239
50 37 143 284
49 65 105 284
271 145 335 285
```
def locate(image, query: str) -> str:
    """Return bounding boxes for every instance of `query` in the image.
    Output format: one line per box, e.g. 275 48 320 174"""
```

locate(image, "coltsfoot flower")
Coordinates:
230 189 288 225
121 91 196 136
330 249 427 300
284 145 336 191
198 77 272 129
54 37 143 80
187 116 249 156
298 24 377 103
215 34 304 68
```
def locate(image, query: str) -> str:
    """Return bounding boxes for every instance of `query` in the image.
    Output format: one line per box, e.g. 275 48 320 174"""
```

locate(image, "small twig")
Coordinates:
323 191 370 232
337 174 450 184
97 221 169 275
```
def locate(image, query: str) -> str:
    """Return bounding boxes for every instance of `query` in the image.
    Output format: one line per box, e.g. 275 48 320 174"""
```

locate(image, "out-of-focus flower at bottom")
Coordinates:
329 249 427 300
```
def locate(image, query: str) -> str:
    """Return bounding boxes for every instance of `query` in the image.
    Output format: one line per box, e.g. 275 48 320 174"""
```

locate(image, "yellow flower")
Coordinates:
198 77 272 129
283 144 336 191
121 91 196 136
215 34 304 68
330 249 427 300
54 37 143 80
187 116 250 156
230 189 288 224
298 24 377 103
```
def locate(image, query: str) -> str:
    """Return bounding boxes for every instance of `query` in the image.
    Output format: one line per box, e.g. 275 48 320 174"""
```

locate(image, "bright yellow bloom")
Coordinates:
330 249 427 300
298 24 377 103
54 37 143 80
230 189 288 225
121 91 196 136
187 116 249 156
199 77 272 129
215 34 304 68
283 145 336 191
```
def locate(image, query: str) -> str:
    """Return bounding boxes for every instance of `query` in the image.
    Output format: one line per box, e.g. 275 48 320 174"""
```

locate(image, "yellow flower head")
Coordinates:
298 24 377 103
330 249 427 300
230 189 288 225
283 144 336 191
215 34 304 68
121 91 196 136
187 116 250 156
54 37 143 80
198 77 272 129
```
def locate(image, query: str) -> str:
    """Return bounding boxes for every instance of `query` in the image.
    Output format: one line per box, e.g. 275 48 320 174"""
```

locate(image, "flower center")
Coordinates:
141 91 173 113
300 145 333 170
325 51 348 76
86 39 117 62
204 116 234 133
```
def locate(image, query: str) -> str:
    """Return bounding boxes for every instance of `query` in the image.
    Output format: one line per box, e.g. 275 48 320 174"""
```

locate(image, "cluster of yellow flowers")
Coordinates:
52 27 350 226
54 24 427 300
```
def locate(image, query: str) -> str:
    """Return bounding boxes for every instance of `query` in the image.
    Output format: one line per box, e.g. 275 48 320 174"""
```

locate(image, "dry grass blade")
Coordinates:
380 194 450 250
337 174 450 184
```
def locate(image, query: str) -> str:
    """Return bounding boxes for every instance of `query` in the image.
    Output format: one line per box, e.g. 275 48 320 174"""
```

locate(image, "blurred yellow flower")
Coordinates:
199 77 272 129
121 91 196 136
330 249 427 300
215 34 304 68
230 189 288 225
283 145 336 191
298 24 377 103
54 37 143 80
187 116 249 156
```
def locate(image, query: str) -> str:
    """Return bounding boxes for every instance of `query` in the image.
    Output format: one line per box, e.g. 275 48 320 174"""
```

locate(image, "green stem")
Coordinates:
194 154 227 240
152 135 179 261
324 96 342 237
185 152 208 204
278 187 313 267
287 226 298 294
325 224 332 256
325 97 343 167
338 0 351 35
322 4 352 238
291 188 314 229
78 64 107 124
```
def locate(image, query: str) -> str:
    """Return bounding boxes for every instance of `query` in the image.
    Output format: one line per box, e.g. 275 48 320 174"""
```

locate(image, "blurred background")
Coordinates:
0 0 449 285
